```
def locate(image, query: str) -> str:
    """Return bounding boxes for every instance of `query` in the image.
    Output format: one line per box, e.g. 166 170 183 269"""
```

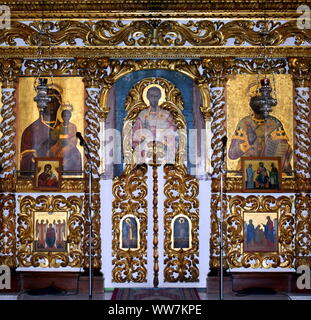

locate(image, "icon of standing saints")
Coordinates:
35 218 67 252
20 85 82 175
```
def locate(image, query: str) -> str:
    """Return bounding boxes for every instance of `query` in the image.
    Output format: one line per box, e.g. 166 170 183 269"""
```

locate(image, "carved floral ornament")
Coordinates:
1 20 311 48
224 195 294 269
17 195 84 268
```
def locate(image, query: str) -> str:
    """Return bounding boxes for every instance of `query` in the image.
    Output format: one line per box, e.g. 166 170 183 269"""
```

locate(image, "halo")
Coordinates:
57 102 74 122
178 217 185 224
142 84 166 107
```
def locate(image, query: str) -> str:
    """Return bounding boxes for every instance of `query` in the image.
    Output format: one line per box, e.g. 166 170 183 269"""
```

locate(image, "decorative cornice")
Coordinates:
2 0 310 17
1 20 311 48
0 46 311 59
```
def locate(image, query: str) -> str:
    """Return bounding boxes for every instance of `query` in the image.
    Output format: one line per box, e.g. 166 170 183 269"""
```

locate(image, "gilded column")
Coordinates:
289 58 311 268
78 58 109 270
0 59 21 268
0 59 21 185
289 58 311 182
202 58 233 272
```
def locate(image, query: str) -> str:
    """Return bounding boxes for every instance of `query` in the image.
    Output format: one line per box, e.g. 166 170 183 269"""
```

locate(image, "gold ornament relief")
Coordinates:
226 195 294 269
17 195 84 268
163 164 199 282
112 164 148 282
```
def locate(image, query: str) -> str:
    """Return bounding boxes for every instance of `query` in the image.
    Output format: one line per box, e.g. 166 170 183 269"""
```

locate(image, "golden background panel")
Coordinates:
17 77 85 171
226 74 294 174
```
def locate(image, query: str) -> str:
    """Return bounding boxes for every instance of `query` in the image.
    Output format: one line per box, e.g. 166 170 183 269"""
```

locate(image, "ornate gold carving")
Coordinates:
289 58 311 87
0 194 16 267
209 86 226 179
163 164 199 282
225 195 294 269
3 1 308 17
112 164 148 282
289 59 311 180
0 58 22 88
232 58 288 75
17 195 84 268
295 194 311 267
202 57 234 87
1 20 311 48
15 178 86 193
1 46 311 60
0 179 15 192
21 59 79 77
210 194 228 269
77 58 108 88
83 190 101 269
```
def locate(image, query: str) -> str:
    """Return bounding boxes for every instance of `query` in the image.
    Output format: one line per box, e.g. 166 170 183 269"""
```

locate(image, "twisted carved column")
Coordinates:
0 59 21 183
202 58 233 271
0 59 21 268
78 58 108 270
289 58 311 268
289 58 311 181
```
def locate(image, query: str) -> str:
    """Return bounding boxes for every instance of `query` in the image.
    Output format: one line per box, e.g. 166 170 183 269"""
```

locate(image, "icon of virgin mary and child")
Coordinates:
20 86 82 175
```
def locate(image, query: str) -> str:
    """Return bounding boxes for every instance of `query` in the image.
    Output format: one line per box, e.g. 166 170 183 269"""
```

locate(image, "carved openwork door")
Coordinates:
111 78 199 286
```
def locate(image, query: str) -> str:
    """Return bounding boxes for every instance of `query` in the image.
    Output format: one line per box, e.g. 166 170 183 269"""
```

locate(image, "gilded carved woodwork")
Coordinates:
3 0 310 17
83 189 101 269
17 195 84 268
0 194 16 267
163 164 199 282
1 20 311 48
289 58 311 180
15 178 87 193
210 194 229 269
225 195 294 269
78 61 105 268
2 46 311 59
77 58 109 88
0 58 22 88
112 164 148 282
21 59 79 77
289 58 311 87
295 194 311 267
0 59 21 187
